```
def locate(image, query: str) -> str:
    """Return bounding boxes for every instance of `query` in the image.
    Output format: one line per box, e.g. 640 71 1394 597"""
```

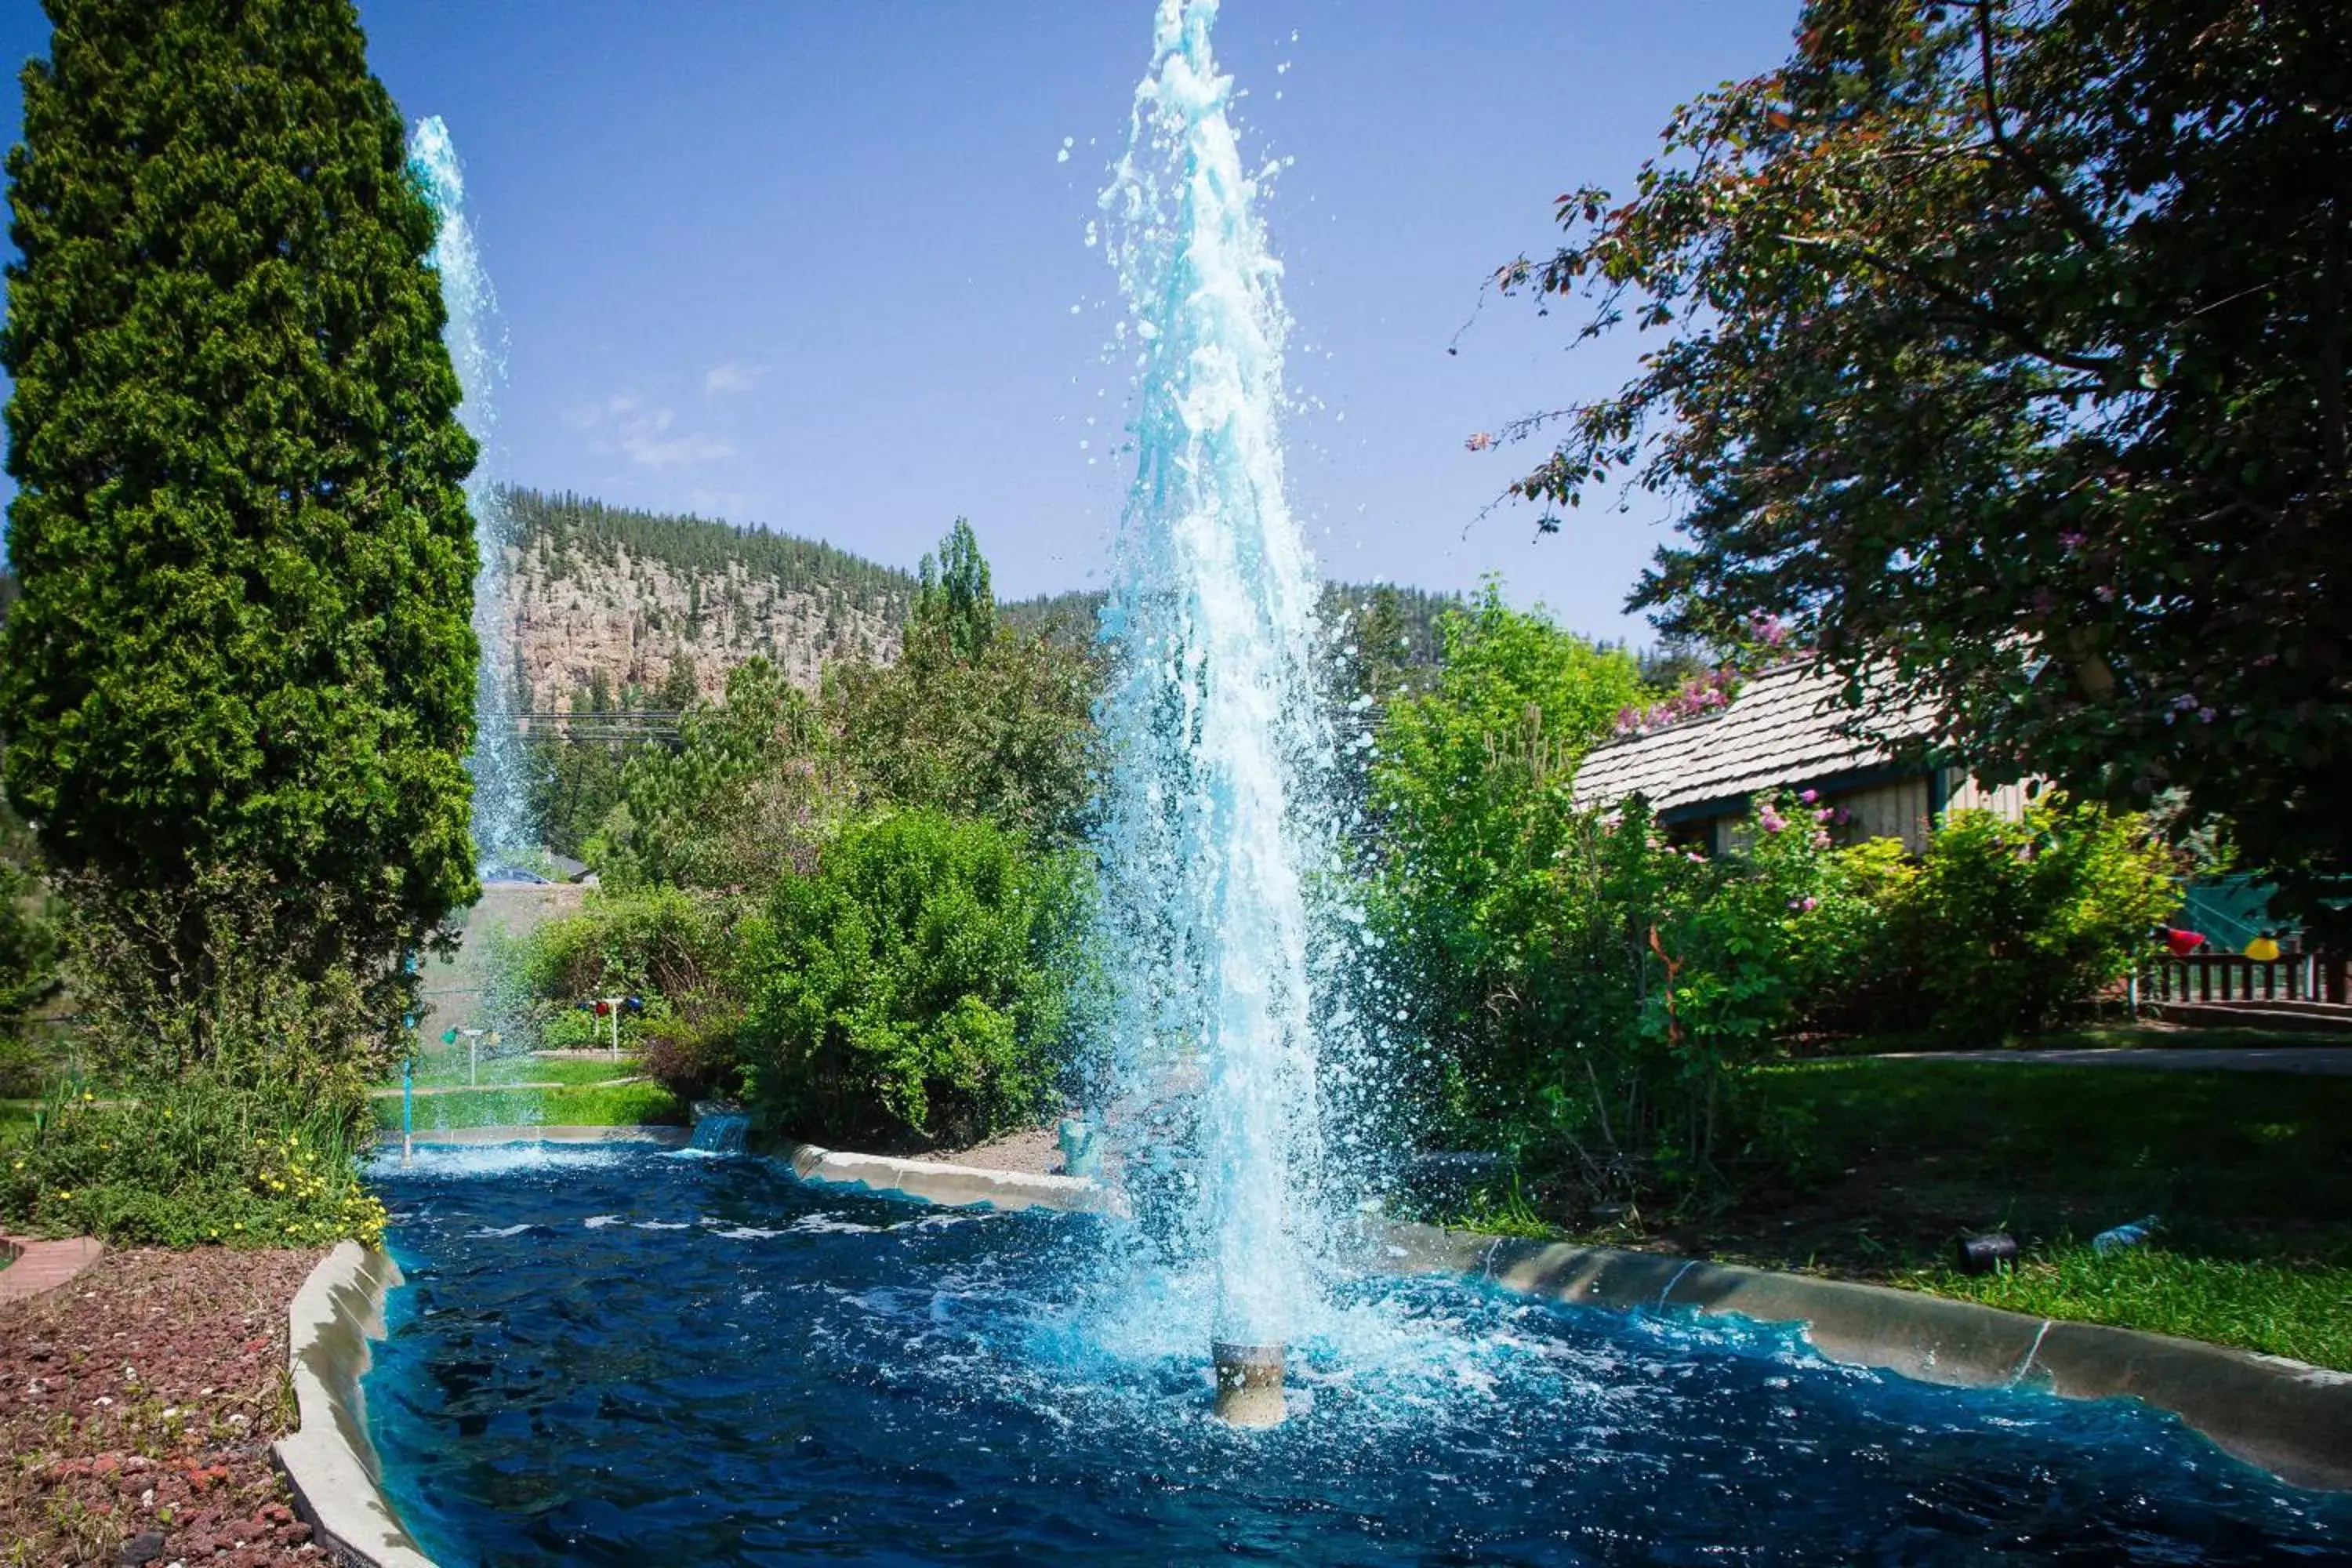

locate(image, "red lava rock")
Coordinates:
0 1245 325 1564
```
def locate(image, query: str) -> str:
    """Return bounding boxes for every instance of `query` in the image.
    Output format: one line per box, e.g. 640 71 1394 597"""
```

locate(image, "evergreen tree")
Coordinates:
836 521 1099 846
658 650 701 712
0 0 479 1054
910 518 997 665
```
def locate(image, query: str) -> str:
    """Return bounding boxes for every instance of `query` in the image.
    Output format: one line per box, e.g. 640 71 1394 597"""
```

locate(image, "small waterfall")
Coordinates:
411 116 535 878
688 1110 750 1156
1093 0 1370 1377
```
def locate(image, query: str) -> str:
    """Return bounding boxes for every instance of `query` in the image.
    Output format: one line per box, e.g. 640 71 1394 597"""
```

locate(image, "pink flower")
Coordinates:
1815 807 1835 823
1812 831 1833 849
1788 896 1818 913
1798 789 1819 804
1759 805 1787 834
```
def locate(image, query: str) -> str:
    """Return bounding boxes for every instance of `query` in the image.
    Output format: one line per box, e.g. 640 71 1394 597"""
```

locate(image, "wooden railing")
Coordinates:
2145 951 2350 1005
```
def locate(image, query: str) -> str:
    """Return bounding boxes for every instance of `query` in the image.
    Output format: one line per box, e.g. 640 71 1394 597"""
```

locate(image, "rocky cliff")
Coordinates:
496 488 915 710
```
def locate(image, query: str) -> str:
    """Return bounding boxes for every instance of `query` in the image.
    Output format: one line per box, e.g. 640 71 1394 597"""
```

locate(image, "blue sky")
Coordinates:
0 1 1799 641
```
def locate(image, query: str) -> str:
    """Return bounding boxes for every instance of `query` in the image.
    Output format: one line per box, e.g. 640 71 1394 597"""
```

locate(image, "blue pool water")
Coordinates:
365 1146 2349 1566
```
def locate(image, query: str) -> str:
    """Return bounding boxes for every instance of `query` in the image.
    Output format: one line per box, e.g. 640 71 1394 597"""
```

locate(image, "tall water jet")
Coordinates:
1094 0 1352 1425
411 116 534 877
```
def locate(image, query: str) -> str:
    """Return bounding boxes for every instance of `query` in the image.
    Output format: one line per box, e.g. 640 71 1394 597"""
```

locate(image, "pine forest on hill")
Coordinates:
497 487 915 710
499 487 1465 715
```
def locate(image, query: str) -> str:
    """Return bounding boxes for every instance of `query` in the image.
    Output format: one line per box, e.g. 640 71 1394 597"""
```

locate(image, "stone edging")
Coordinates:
1372 1222 2352 1494
274 1242 436 1568
0 1230 104 1306
779 1149 2350 1494
786 1142 1127 1216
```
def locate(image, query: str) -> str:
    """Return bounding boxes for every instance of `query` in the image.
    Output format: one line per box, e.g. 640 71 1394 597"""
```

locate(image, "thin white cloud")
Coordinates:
563 391 641 430
566 387 732 468
617 407 735 468
704 361 765 396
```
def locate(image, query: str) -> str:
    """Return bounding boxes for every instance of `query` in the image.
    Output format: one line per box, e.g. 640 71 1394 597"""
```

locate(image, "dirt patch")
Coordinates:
910 1125 1062 1175
0 1246 325 1566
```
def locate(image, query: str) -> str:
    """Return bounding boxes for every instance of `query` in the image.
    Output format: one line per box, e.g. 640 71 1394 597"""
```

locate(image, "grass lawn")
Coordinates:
1817 1019 2352 1054
372 1078 684 1134
1607 1058 2352 1370
398 1048 648 1090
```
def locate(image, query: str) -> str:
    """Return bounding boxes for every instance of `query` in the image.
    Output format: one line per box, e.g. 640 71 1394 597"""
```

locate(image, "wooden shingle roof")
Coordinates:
1570 660 1935 817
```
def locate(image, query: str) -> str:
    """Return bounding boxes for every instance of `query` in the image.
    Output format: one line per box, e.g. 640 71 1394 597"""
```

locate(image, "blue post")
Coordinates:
402 1009 417 1167
401 949 421 1166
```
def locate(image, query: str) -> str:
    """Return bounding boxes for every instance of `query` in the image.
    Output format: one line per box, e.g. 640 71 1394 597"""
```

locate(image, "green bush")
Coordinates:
513 884 743 1000
0 1031 56 1099
738 809 1087 1147
1375 745 2181 1214
1896 800 2180 1040
502 884 746 1052
2 1076 386 1249
0 857 62 1026
64 873 406 1102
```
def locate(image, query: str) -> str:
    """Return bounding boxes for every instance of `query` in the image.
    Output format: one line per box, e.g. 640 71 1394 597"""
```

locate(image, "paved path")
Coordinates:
1874 1047 2352 1076
0 1232 103 1305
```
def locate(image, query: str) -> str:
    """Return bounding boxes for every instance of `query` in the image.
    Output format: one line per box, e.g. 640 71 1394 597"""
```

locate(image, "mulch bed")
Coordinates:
0 1246 326 1566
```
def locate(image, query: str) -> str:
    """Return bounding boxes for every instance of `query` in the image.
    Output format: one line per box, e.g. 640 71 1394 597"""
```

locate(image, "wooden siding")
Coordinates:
1842 775 1934 854
1693 768 2033 858
1944 768 2039 821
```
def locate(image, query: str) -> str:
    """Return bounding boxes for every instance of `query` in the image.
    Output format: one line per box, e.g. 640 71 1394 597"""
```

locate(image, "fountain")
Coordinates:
339 15 2352 1556
1094 0 1365 1425
411 116 535 879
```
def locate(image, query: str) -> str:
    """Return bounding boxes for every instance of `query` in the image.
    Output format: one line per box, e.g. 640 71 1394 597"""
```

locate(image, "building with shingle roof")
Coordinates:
1570 660 2034 855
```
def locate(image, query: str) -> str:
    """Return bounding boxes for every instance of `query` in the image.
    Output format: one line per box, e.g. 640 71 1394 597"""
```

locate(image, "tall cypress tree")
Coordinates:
0 0 478 1046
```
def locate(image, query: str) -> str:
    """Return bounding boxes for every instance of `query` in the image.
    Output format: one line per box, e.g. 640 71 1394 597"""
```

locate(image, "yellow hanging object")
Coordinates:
2245 935 2282 963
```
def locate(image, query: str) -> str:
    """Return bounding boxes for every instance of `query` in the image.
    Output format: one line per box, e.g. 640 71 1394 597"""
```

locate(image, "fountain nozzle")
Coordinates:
1211 1341 1286 1428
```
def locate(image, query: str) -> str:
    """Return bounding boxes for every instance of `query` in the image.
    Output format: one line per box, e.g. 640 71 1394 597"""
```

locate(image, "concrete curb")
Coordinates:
1371 1222 2352 1493
786 1142 1126 1216
273 1242 436 1568
0 1230 104 1305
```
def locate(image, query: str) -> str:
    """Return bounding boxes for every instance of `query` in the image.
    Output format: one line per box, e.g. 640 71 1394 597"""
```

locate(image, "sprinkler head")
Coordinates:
1210 1341 1286 1428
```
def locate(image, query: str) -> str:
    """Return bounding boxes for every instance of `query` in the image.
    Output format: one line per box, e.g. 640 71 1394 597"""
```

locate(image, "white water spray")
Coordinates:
411 116 534 877
1094 0 1370 1414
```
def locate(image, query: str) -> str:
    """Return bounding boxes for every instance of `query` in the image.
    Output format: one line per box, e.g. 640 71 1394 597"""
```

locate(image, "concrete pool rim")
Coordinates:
277 1131 2352 1568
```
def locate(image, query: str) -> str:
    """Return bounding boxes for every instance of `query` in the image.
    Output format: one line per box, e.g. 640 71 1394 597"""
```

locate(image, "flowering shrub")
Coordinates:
1653 793 1904 1060
1372 747 2166 1215
1 1076 386 1248
1896 801 2180 1039
1613 666 1739 738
